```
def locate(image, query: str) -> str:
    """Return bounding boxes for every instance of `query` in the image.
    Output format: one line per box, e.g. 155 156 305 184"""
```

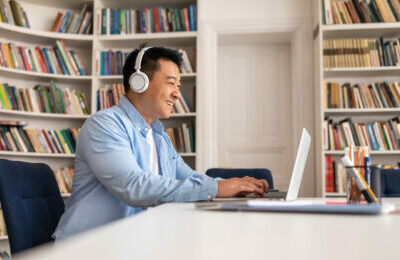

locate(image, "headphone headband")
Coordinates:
135 47 152 72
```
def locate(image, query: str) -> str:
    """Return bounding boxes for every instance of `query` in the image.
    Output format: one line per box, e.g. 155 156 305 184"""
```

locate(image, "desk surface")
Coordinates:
17 198 400 260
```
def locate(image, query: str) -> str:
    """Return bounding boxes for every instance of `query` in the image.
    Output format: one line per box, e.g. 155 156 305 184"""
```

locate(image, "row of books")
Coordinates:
97 50 129 76
0 81 89 115
96 83 125 111
0 0 30 28
96 49 194 75
323 81 400 109
165 123 195 153
323 0 400 25
53 166 74 194
0 40 87 76
325 155 347 193
323 117 400 151
50 4 92 34
323 38 400 68
0 122 79 154
96 5 197 35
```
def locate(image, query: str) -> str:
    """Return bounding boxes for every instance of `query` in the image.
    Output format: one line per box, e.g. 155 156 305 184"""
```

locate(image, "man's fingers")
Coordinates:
243 177 268 191
242 182 264 195
260 179 269 192
239 184 255 193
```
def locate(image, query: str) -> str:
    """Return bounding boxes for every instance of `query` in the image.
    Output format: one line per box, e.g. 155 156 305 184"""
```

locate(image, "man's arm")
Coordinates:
79 113 218 207
171 138 269 198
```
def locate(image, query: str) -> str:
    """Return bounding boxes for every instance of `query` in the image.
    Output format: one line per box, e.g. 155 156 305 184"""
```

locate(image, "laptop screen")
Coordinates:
285 128 311 201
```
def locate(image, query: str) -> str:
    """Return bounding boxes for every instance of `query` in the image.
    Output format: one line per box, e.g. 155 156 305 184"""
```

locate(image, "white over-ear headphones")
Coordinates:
129 47 152 93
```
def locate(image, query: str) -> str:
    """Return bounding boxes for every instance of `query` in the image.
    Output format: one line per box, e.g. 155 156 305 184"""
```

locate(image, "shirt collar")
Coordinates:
118 96 164 136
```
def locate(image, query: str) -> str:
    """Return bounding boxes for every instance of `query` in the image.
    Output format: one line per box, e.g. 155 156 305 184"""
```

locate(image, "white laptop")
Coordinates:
196 128 381 214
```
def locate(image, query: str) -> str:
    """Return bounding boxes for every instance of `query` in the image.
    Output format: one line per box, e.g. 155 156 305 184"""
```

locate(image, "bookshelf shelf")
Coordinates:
0 151 75 158
0 151 196 158
97 34 197 49
324 66 400 77
169 113 196 118
322 23 400 38
179 153 196 157
97 31 197 41
0 66 92 81
0 109 90 119
325 192 346 197
324 150 400 155
0 22 93 47
324 108 400 115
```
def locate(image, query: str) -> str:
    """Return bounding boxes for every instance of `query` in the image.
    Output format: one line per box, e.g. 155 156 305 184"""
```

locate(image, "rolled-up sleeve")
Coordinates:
80 113 218 207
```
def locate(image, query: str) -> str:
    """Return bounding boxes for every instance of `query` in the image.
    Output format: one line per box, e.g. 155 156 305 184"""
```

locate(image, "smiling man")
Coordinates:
53 47 268 241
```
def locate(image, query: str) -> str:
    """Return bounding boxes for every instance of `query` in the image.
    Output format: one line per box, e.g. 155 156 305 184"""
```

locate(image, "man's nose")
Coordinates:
172 89 181 100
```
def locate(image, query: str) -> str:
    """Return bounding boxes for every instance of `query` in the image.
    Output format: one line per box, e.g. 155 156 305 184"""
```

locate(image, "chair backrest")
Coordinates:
205 168 274 189
381 169 400 197
0 159 65 255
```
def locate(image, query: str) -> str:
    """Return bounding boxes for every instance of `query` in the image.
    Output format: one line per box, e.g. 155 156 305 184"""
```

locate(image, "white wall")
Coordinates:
199 0 312 21
197 0 316 196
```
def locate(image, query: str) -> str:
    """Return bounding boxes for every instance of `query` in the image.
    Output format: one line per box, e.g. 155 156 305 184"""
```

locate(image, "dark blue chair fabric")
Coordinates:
205 168 274 189
0 159 65 255
381 169 400 197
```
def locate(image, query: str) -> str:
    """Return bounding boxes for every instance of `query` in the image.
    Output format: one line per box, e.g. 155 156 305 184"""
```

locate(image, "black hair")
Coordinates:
122 46 183 92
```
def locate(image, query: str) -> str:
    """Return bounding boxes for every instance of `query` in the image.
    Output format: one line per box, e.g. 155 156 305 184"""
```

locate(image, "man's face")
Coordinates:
144 59 181 120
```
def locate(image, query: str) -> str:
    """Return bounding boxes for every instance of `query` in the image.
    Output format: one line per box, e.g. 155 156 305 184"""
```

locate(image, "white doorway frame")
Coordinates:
196 18 316 196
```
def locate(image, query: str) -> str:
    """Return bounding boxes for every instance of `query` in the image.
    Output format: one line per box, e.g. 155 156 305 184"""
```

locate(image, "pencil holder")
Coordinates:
345 165 374 204
370 165 382 204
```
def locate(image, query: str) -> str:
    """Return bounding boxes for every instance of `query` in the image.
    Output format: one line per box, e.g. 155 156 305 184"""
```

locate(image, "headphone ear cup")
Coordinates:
129 71 149 93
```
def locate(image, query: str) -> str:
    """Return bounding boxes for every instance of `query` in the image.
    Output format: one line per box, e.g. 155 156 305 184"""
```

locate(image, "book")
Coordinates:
323 0 399 24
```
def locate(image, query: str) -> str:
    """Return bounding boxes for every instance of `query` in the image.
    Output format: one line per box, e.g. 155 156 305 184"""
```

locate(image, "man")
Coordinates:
53 47 268 240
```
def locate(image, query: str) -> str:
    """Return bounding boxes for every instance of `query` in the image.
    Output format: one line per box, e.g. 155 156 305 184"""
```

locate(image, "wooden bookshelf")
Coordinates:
314 0 400 197
0 0 198 167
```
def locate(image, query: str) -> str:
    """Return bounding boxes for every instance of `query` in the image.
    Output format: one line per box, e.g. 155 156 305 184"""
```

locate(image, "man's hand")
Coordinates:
217 177 269 198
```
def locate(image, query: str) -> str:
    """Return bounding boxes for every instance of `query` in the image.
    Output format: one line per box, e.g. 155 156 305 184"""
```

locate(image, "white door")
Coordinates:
217 43 293 190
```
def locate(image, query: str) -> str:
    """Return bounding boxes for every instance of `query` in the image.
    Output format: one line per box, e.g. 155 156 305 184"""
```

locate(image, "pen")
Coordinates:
364 155 370 186
341 155 378 203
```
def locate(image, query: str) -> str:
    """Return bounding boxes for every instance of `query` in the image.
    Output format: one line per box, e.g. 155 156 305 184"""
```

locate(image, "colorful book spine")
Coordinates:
0 41 87 76
0 81 89 115
98 5 197 35
324 118 400 151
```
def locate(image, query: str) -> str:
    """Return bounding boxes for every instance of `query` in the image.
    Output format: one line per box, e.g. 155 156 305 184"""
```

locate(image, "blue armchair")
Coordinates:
0 159 65 255
380 169 400 197
205 168 274 189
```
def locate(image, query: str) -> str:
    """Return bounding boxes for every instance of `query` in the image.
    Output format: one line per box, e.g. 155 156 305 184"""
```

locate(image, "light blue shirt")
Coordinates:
53 96 218 240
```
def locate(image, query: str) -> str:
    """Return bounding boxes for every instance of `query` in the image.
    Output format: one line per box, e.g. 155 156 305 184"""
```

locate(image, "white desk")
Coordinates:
16 199 400 260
